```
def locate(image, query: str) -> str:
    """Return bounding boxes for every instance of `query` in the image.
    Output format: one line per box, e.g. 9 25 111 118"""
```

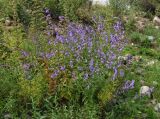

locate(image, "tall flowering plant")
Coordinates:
43 9 127 84
19 9 128 99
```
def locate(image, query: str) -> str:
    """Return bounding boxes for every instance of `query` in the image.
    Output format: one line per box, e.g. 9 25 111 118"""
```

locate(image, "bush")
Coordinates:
44 0 62 19
16 0 45 32
109 0 131 17
0 0 18 19
130 32 152 48
39 14 127 104
45 0 88 21
16 4 31 33
132 0 159 18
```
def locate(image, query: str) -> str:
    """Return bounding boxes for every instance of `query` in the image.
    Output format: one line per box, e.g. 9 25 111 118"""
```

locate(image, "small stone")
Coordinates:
4 113 11 119
154 103 160 112
92 0 110 5
147 36 155 42
133 92 139 99
118 56 127 61
153 81 158 86
5 20 12 26
151 99 157 105
153 16 160 26
140 86 152 97
155 26 159 29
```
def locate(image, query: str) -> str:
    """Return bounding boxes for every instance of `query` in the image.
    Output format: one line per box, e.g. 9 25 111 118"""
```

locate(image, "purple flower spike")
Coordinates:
84 73 89 80
48 40 52 45
46 52 55 59
60 66 65 71
105 36 108 44
112 67 118 80
123 80 135 90
68 31 73 37
23 63 30 70
114 21 122 32
120 69 125 77
44 8 49 14
89 58 95 73
65 51 69 56
44 15 127 82
59 16 65 21
21 51 29 57
51 70 59 79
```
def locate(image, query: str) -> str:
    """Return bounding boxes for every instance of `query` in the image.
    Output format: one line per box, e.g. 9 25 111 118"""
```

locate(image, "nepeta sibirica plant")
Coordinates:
43 9 127 83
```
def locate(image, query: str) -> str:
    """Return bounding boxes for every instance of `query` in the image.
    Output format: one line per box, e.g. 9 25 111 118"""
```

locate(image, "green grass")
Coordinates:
0 1 160 118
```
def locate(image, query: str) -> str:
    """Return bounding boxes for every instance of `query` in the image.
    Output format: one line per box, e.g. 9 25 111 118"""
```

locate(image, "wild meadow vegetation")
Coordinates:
0 0 160 118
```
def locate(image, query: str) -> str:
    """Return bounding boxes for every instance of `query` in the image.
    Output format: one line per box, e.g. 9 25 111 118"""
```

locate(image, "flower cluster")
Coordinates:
42 9 127 81
123 80 135 90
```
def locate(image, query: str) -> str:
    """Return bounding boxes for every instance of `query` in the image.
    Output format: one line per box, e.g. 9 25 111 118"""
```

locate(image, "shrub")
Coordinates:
130 32 151 47
124 17 136 33
132 0 160 18
16 0 45 32
62 0 87 20
109 0 131 17
44 0 61 19
16 4 31 33
14 12 127 108
32 12 127 104
156 5 160 17
45 0 88 21
0 0 17 19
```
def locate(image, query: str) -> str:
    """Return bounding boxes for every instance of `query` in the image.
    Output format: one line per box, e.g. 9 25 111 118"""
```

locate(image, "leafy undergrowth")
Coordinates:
120 21 160 118
0 1 160 119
